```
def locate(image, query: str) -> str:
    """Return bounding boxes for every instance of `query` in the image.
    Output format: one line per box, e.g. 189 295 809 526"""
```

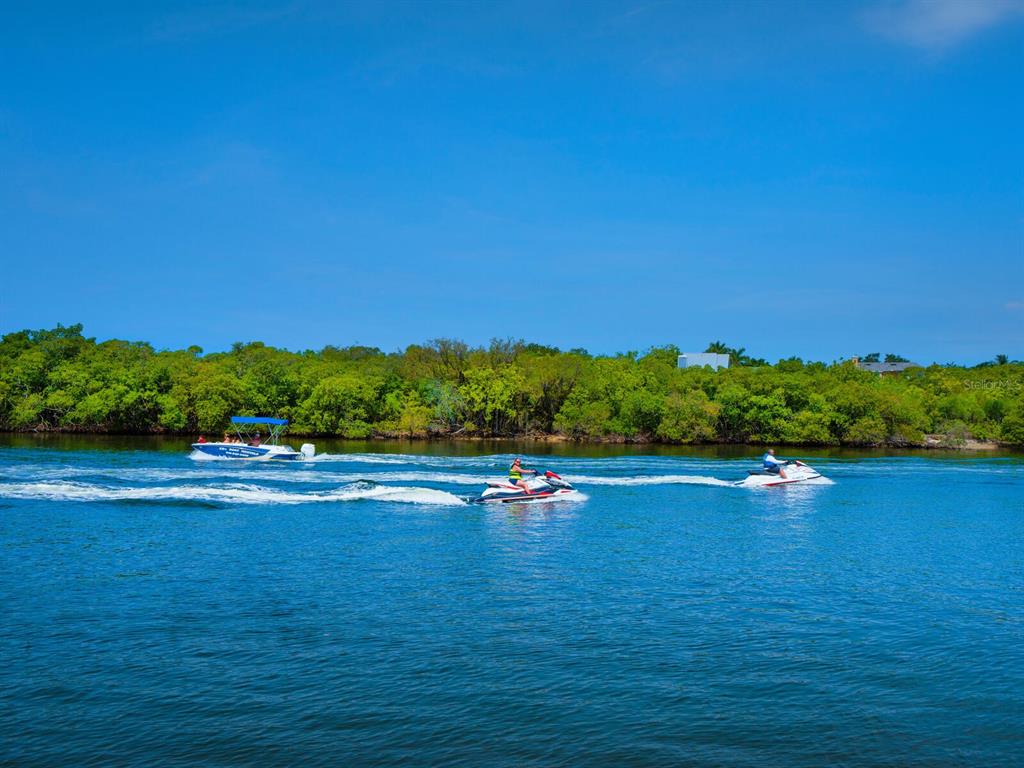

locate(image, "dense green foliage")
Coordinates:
2 325 1022 446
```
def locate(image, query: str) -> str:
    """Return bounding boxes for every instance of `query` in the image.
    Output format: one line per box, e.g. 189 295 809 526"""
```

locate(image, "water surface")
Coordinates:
1 437 1021 766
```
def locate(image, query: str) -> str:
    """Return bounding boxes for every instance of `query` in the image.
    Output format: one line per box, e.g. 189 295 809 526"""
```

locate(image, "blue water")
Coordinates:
1 442 1022 766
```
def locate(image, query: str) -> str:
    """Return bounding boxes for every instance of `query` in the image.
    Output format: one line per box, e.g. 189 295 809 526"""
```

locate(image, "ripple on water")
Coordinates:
0 446 1022 766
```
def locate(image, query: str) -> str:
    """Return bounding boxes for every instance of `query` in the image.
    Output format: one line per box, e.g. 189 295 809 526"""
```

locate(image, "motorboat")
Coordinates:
190 416 315 461
473 470 578 503
739 460 825 487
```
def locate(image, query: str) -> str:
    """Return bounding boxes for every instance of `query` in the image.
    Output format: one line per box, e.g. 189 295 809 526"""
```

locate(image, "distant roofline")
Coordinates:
678 352 730 369
855 361 919 372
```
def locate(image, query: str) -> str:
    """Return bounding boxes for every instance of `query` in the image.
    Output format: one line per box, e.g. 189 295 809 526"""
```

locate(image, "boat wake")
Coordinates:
372 472 735 488
287 455 816 489
0 481 467 506
305 452 414 465
299 471 737 488
0 454 836 509
570 474 735 487
1 466 752 490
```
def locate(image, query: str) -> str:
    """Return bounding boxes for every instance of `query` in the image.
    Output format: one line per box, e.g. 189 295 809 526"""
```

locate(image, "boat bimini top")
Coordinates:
230 416 289 444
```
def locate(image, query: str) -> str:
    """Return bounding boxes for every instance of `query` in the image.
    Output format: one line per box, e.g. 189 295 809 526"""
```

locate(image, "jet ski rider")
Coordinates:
762 449 789 480
509 457 538 495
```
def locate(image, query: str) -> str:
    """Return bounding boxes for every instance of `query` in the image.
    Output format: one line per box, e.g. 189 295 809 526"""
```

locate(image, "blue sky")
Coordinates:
1 0 1021 363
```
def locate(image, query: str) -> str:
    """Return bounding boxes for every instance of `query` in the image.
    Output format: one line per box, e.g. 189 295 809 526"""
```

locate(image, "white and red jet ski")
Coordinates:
739 460 826 488
473 470 578 503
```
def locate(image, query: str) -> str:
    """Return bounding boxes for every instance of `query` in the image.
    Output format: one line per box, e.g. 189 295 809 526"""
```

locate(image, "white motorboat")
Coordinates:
190 416 314 462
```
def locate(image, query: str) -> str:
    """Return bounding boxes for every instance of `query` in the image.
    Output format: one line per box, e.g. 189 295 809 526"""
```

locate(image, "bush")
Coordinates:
3 324 1023 447
846 416 887 446
1002 404 1024 445
656 391 719 443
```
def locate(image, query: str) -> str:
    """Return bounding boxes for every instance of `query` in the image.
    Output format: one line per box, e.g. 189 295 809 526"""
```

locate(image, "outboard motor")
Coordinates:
300 443 316 460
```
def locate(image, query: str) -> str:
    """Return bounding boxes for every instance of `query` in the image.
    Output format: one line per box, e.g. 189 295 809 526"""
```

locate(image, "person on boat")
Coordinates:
249 432 262 447
197 435 207 443
509 457 537 494
762 449 789 479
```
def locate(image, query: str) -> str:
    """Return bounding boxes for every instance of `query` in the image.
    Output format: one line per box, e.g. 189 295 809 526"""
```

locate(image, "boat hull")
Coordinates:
190 443 302 461
475 488 578 503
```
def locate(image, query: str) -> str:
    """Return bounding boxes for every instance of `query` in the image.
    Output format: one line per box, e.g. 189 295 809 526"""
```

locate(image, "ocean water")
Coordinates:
1 438 1021 767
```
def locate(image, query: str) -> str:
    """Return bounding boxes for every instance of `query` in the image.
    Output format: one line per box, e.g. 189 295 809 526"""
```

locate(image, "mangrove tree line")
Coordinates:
1 324 1022 446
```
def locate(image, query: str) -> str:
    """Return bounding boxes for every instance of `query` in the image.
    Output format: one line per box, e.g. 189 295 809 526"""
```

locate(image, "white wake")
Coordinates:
0 481 467 506
567 474 736 487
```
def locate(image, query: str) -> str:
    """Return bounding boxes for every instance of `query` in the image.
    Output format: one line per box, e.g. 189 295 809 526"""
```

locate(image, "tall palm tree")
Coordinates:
705 341 730 354
996 354 1009 366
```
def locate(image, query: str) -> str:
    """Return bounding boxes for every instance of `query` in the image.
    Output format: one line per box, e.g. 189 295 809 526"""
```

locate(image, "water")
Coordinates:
1 437 1022 766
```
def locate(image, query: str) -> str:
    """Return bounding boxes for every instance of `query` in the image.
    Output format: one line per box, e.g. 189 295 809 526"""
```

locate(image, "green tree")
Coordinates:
299 373 378 437
3 323 1023 447
459 366 525 434
656 391 719 443
620 388 664 437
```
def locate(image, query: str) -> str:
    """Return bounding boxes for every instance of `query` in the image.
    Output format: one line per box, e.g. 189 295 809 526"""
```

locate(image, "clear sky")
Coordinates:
1 0 1021 363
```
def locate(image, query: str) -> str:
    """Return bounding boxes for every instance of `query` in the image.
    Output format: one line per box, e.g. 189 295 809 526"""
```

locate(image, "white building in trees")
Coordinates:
677 352 730 370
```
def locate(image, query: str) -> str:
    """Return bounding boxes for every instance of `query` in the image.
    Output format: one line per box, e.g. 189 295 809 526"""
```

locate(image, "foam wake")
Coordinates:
305 453 415 465
568 474 736 487
5 467 743 490
293 469 738 488
1 465 490 487
302 471 736 488
0 481 466 506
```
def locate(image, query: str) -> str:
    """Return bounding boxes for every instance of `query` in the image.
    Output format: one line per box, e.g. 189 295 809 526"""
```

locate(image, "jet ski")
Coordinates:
473 471 578 503
739 460 825 487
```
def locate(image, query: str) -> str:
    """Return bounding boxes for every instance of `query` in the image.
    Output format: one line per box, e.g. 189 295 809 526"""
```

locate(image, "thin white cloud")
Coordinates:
1006 301 1024 311
865 0 1024 50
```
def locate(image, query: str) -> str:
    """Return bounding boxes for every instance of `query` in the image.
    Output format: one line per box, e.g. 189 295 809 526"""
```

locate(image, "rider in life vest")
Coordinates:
762 449 788 479
508 457 538 494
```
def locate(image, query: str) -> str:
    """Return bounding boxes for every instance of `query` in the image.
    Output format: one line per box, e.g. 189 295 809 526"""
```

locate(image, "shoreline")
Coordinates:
3 429 1012 452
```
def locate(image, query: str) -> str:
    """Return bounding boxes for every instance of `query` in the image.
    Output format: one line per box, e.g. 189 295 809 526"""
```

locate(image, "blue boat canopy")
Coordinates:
231 416 288 426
